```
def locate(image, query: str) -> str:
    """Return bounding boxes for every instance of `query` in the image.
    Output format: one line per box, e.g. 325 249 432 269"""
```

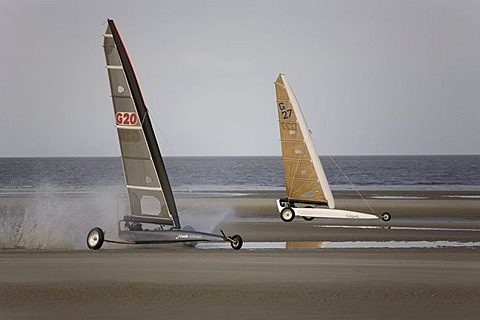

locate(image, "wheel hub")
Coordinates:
88 232 99 246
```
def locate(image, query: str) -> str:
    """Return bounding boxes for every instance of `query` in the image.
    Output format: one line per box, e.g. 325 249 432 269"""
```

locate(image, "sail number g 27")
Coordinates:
116 112 138 126
278 102 292 120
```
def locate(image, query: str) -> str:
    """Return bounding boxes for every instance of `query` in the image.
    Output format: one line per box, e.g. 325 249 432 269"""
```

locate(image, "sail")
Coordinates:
275 74 335 208
103 19 180 228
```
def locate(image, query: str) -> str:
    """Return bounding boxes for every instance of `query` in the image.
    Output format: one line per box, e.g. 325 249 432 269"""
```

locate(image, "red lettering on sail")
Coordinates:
115 112 138 125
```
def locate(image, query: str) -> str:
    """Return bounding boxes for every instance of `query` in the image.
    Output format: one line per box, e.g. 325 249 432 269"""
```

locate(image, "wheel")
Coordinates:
182 226 197 247
230 234 243 250
280 207 295 222
182 225 195 231
87 227 104 250
280 208 295 222
381 212 391 222
301 206 314 221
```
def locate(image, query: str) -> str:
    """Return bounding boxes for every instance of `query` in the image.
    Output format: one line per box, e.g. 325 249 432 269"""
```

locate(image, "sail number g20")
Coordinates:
278 102 292 120
116 112 138 125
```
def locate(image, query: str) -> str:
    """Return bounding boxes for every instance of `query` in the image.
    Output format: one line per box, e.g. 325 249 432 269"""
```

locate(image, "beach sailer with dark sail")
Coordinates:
274 73 391 223
86 20 243 250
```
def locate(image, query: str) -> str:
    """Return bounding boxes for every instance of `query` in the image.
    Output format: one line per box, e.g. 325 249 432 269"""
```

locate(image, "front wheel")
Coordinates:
230 235 243 250
87 227 104 250
280 208 295 222
381 212 391 222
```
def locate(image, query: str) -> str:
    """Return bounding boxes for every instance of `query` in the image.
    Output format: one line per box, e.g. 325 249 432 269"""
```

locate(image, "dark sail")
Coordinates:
103 19 181 228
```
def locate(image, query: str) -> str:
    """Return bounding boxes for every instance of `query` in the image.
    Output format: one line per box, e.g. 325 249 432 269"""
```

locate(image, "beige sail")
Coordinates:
275 74 333 206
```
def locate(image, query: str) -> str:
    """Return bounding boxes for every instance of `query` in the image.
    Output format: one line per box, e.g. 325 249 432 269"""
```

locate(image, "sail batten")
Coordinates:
122 156 152 161
285 178 320 182
115 126 142 130
283 159 313 162
104 20 181 228
127 215 174 225
275 74 335 208
127 185 162 191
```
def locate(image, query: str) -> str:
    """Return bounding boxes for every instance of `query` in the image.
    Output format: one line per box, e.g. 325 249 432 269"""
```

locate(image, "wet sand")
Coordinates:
1 190 480 319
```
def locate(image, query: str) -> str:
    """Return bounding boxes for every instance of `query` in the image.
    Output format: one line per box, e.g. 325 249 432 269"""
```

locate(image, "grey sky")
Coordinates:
1 0 479 157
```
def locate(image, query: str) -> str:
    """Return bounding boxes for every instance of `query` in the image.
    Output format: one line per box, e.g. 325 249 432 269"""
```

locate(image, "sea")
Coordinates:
1 155 479 250
0 155 479 195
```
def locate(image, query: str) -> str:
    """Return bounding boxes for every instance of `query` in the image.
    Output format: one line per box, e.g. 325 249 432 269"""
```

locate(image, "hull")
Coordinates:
276 199 379 220
118 224 225 244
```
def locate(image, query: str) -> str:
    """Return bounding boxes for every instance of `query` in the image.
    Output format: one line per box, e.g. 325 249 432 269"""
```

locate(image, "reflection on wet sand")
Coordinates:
286 241 324 249
196 240 480 250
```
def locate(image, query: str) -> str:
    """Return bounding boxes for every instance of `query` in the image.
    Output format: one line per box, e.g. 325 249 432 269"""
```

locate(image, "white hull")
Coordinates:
276 200 380 220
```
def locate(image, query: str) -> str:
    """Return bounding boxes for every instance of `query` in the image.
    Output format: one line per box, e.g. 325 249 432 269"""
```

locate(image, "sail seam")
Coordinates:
128 215 173 224
280 139 306 142
122 156 151 160
283 158 311 162
115 125 142 130
111 94 133 98
130 215 169 220
285 177 320 182
126 185 162 191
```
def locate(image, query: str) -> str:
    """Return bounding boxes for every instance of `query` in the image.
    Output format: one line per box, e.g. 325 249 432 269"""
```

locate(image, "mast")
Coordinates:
105 19 181 228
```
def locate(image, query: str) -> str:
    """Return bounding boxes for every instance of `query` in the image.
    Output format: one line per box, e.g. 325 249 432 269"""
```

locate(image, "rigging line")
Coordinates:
149 111 176 154
149 115 216 217
328 156 376 214
140 107 148 127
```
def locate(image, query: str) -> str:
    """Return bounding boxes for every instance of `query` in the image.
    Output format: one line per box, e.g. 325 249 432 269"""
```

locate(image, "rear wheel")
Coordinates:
280 208 295 222
182 225 195 231
381 212 391 222
302 206 314 221
87 227 104 250
182 226 197 247
230 235 243 250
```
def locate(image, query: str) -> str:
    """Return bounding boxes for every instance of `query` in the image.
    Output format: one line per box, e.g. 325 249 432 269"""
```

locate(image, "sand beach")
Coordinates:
1 189 480 319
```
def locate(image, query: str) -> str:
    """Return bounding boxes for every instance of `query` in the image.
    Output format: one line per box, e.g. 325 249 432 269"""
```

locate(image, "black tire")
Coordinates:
182 225 195 231
280 207 295 222
87 227 104 250
302 216 315 221
230 234 243 250
381 212 391 222
182 226 197 247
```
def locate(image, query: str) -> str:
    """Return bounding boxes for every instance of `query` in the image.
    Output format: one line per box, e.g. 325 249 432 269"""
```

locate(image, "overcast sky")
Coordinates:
1 0 479 157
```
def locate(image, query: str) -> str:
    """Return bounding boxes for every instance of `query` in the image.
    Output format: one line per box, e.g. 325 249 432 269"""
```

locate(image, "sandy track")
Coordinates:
1 249 480 319
1 190 480 319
